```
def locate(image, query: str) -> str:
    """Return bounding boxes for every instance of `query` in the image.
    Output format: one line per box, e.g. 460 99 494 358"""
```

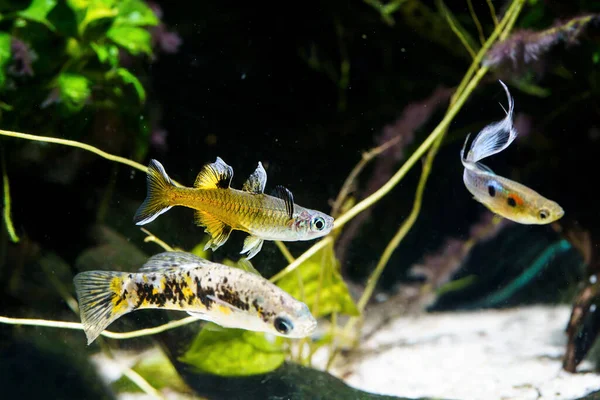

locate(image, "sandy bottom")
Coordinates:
315 305 600 400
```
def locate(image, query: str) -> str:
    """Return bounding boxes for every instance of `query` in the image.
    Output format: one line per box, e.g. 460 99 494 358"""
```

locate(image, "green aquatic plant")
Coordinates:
180 327 287 377
0 0 179 160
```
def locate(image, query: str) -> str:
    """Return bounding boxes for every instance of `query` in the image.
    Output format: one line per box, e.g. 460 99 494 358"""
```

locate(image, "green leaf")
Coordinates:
17 0 58 31
67 0 117 35
107 25 152 56
91 42 119 67
116 67 145 102
277 241 359 318
0 33 11 89
114 0 158 27
57 72 91 112
190 240 210 259
179 327 285 376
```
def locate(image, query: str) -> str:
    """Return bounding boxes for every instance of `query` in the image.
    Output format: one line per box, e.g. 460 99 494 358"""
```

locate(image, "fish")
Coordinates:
460 80 564 225
73 251 317 345
133 158 334 259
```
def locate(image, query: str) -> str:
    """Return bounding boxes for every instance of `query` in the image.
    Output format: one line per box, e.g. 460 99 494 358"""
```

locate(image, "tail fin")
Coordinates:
464 80 518 164
133 159 175 225
74 271 133 345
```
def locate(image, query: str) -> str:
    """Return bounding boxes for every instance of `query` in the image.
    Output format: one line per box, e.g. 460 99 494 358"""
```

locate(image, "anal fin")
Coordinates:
195 211 232 251
240 235 264 260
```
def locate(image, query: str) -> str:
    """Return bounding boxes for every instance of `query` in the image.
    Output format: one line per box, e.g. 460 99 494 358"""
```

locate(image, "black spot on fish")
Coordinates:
218 285 249 311
507 197 517 207
223 277 228 284
488 185 496 197
196 278 215 310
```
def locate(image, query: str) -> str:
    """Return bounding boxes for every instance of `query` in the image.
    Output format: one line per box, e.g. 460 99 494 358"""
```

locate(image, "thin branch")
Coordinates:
467 0 486 45
0 129 181 186
1 150 19 243
0 315 201 339
486 0 499 27
141 228 175 252
331 135 401 218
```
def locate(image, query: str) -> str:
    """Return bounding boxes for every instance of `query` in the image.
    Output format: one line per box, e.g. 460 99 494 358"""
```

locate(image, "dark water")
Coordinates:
1 0 600 399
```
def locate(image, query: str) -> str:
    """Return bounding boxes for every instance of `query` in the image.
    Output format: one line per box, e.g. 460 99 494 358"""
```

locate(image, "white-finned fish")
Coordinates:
460 80 564 224
133 158 334 259
73 251 317 345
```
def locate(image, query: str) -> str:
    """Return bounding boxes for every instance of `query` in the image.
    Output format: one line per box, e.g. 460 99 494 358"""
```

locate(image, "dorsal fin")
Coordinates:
236 258 262 276
194 157 233 189
139 251 208 273
274 185 294 219
242 162 267 194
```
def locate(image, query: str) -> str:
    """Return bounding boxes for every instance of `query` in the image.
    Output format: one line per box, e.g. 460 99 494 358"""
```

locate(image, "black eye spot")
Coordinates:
312 217 325 231
539 210 548 219
274 316 293 335
507 197 517 207
487 185 496 197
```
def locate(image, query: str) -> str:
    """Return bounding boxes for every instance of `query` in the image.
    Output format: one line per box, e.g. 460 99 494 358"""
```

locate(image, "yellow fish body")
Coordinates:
133 158 334 259
74 251 317 345
460 81 564 224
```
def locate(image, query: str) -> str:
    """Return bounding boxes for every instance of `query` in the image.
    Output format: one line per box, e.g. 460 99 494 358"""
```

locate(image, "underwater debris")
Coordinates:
146 1 183 56
483 14 600 77
8 37 36 77
563 222 600 372
134 158 334 259
74 251 317 344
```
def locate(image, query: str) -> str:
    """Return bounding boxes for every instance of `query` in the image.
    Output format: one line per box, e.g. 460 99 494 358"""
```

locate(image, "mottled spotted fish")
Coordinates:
133 158 334 259
73 251 317 345
460 80 564 224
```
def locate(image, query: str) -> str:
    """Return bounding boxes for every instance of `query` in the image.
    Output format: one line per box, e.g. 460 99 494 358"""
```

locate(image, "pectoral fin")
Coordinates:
195 211 232 251
240 235 264 260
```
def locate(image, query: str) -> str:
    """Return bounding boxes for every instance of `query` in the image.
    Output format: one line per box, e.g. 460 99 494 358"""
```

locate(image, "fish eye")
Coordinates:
539 209 549 220
311 216 326 231
274 316 293 335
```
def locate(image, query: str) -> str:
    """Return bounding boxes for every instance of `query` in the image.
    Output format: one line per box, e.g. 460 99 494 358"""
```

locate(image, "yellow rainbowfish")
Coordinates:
74 251 317 345
460 81 564 225
133 158 334 259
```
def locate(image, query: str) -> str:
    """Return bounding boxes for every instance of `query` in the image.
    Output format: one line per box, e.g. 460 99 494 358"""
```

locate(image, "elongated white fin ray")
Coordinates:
464 80 518 163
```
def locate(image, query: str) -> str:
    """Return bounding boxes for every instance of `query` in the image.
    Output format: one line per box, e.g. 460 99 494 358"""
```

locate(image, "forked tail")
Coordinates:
133 159 176 225
73 271 133 345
